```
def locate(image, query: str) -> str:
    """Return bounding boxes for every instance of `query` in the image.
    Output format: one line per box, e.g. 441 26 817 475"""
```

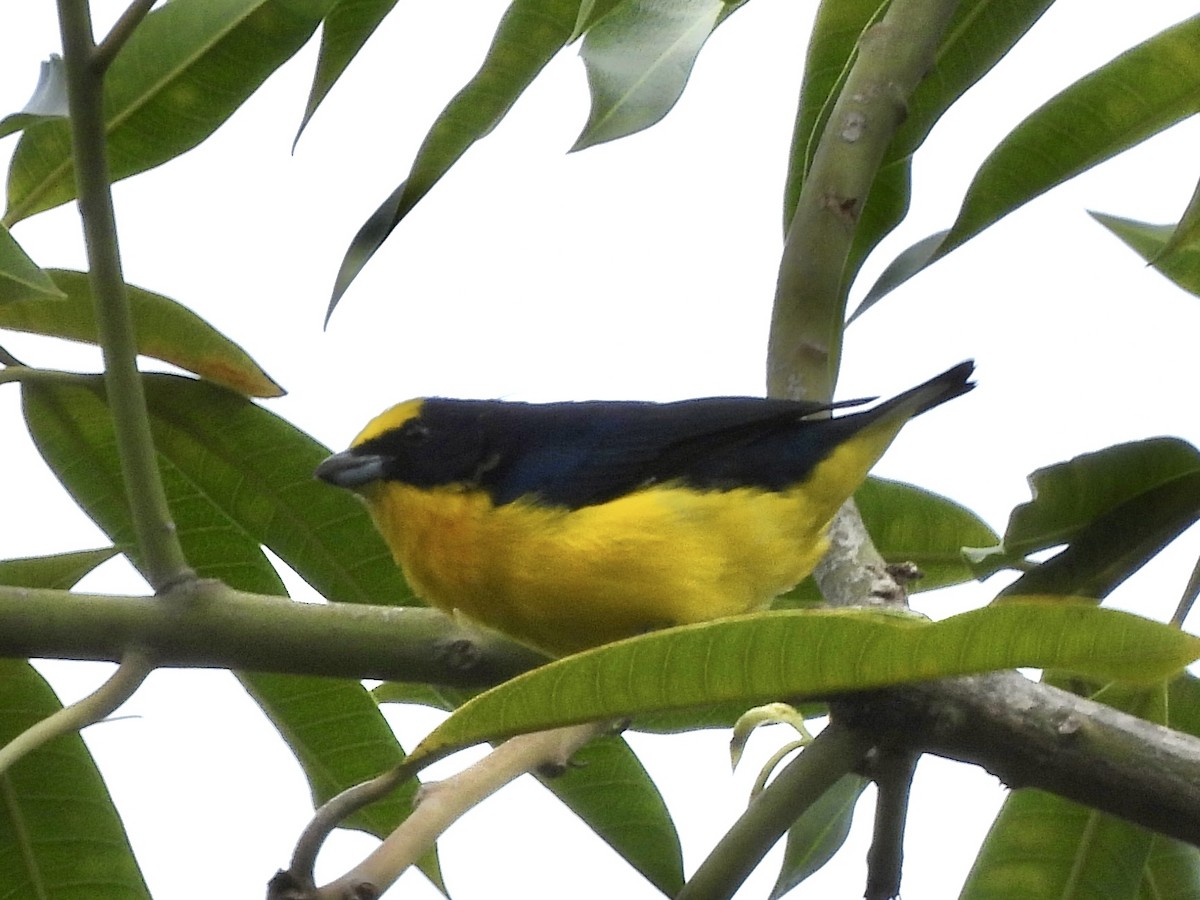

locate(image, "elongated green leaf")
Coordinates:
962 684 1166 900
570 0 626 41
0 270 282 396
1138 835 1200 900
961 790 1154 900
294 0 401 144
1157 173 1200 262
571 0 741 151
1137 675 1200 897
328 0 580 317
1091 212 1200 299
969 439 1200 578
540 734 684 895
779 476 997 605
0 55 69 140
24 375 411 608
770 774 869 899
941 12 1200 257
0 547 118 590
868 13 1200 304
848 230 947 323
0 660 152 900
18 377 439 879
410 602 1200 762
999 472 1200 600
5 0 335 225
0 226 65 303
0 544 149 898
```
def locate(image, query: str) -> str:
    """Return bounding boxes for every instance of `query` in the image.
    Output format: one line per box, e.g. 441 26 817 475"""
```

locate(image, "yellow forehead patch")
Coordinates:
351 398 425 447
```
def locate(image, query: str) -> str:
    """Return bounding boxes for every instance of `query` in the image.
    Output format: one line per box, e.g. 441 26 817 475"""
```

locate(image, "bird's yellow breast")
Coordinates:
358 434 883 656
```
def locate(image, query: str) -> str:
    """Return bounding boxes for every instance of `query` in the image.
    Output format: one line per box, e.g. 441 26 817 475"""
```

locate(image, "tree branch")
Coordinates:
864 748 917 900
767 0 960 400
57 0 193 592
0 583 545 686
272 722 611 900
834 672 1200 848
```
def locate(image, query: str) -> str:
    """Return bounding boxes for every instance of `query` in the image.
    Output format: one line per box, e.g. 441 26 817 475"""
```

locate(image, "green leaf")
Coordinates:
1138 834 1200 900
778 476 998 605
19 376 441 882
327 0 580 317
969 438 1200 578
999 471 1200 600
961 790 1154 900
538 734 684 895
1156 172 1200 263
569 0 626 41
571 0 742 151
23 375 413 608
409 602 1200 764
0 660 152 900
0 547 118 590
962 683 1166 900
0 55 69 140
770 774 869 899
1091 212 1200 299
294 0 401 145
0 539 147 899
871 12 1200 300
0 226 66 303
5 0 335 225
0 270 283 397
848 230 947 323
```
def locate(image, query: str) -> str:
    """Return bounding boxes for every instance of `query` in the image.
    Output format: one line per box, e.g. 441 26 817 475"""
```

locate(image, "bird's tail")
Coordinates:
885 360 976 419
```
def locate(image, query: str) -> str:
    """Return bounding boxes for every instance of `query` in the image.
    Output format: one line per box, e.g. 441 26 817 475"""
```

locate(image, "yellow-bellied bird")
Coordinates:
316 362 973 656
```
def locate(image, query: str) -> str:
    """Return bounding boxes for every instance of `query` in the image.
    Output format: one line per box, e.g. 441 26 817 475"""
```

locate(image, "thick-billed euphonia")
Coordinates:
315 362 973 656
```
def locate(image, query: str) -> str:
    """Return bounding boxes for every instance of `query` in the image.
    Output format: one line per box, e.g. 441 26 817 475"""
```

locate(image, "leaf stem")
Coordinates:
677 721 874 900
279 722 610 899
0 650 152 776
1171 552 1200 627
92 0 156 72
55 0 193 591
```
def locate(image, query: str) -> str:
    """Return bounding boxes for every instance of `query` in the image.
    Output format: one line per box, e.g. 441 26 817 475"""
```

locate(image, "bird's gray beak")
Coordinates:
315 450 386 488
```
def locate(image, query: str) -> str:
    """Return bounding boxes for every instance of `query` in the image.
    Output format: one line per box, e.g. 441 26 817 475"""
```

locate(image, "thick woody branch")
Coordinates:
0 584 545 686
834 671 1200 848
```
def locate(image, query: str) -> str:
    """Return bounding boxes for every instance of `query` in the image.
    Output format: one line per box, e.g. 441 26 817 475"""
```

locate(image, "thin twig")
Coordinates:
677 721 874 900
1171 552 1200 628
0 650 153 775
281 722 610 899
92 0 156 72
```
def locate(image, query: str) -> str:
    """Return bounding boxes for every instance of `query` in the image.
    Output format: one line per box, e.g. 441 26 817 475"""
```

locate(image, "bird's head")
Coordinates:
315 398 491 491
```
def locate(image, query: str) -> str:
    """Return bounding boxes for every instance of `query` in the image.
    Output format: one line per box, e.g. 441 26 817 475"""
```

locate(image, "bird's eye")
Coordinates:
401 420 432 443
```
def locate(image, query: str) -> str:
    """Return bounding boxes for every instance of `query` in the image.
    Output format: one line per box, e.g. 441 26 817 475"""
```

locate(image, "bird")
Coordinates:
315 362 974 657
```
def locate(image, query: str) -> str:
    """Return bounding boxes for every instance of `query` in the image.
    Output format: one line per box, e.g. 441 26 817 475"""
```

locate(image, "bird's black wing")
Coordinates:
461 395 864 508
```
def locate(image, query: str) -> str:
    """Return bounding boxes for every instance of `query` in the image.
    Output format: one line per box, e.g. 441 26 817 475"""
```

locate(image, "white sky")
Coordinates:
2 1 1200 898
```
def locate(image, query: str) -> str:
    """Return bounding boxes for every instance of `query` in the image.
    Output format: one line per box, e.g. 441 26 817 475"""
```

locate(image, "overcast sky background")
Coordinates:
2 1 1200 897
